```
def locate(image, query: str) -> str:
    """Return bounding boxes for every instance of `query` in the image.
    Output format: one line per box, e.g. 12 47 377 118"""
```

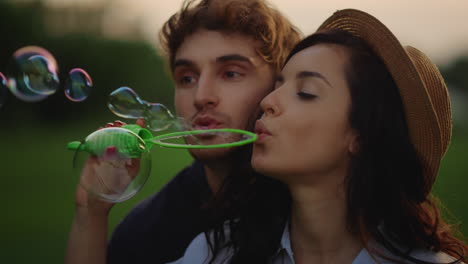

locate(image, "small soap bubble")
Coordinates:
72 127 152 202
143 102 176 131
5 46 58 102
108 87 147 119
64 68 92 102
108 87 182 132
0 72 7 108
23 55 60 95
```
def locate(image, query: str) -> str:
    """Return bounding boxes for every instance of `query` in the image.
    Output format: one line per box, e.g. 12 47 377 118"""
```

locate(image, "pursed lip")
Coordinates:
254 120 272 142
192 115 223 130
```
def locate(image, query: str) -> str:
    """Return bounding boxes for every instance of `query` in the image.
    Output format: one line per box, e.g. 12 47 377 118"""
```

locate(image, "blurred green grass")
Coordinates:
433 126 468 236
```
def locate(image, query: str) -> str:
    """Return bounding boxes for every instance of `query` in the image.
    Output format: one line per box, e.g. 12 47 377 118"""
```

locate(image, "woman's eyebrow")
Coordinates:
296 71 332 87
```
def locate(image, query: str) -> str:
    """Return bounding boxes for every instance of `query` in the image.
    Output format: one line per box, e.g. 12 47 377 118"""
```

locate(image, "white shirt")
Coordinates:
168 223 458 264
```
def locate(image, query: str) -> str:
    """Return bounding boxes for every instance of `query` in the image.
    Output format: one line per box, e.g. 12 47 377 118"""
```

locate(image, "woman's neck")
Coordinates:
288 182 362 264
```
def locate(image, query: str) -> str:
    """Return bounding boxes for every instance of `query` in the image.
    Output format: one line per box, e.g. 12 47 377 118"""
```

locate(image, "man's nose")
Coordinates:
194 74 219 110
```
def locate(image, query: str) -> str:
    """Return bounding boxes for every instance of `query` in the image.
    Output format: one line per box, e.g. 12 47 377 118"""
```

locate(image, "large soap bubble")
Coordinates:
69 127 152 203
22 55 60 95
5 46 59 102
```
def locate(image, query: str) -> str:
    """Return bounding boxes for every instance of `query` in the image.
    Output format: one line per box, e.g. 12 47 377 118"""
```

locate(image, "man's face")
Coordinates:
172 29 275 160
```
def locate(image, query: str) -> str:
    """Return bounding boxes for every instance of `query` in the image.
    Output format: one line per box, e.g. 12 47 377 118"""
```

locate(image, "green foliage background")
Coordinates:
0 1 466 263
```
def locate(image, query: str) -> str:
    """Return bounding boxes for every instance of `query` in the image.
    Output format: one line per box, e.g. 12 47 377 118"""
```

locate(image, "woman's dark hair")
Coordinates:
207 29 466 263
204 134 291 263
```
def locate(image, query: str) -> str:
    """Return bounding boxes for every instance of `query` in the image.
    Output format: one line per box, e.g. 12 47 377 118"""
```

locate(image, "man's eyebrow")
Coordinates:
216 54 254 65
297 71 332 87
173 59 195 71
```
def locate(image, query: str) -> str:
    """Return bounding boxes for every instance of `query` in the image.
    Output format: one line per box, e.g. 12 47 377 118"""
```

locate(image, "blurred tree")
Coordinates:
441 56 468 92
440 56 468 128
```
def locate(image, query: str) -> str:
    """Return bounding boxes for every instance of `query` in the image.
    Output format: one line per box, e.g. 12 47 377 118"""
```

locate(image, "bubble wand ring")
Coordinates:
149 128 257 149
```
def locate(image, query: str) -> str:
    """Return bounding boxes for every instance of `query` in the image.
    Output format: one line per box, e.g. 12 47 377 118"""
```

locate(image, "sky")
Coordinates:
44 0 468 65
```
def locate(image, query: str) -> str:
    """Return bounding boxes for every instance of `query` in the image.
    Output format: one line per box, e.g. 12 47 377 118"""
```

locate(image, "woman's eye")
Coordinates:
297 92 317 100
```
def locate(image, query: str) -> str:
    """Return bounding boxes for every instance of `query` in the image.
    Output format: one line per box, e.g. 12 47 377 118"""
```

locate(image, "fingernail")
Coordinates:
114 121 125 126
105 146 117 156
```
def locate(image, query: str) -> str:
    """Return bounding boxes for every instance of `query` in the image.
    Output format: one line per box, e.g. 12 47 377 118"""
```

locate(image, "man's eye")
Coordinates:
224 71 242 79
179 75 196 84
297 92 317 100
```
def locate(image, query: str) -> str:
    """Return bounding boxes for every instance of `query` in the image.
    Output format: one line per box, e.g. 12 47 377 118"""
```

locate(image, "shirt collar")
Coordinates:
273 221 374 264
274 220 295 260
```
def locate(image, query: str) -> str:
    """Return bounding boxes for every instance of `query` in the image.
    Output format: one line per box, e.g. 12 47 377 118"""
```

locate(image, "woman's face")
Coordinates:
252 44 357 185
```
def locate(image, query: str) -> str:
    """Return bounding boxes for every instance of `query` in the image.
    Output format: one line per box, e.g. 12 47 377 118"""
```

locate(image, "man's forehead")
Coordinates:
174 29 264 66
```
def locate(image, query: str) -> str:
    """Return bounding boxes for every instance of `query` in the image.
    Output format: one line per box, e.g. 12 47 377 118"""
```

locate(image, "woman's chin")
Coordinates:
252 156 276 177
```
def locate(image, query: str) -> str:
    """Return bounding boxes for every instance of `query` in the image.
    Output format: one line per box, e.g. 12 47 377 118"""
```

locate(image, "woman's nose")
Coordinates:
260 89 280 117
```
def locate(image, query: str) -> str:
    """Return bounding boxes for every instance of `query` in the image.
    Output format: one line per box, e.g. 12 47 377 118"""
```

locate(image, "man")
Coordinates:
65 0 301 263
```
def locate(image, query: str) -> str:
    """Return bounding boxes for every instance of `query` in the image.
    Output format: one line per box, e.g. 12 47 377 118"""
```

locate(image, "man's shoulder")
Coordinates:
107 161 211 263
121 160 207 222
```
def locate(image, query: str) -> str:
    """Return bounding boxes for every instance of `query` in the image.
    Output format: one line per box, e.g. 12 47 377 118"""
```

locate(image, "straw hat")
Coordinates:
318 9 452 197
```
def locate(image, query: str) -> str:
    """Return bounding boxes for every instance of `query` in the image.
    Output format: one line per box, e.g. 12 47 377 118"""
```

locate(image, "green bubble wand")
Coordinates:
67 124 257 157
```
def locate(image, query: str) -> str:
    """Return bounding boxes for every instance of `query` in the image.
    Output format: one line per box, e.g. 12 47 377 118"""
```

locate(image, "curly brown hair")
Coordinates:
159 0 302 73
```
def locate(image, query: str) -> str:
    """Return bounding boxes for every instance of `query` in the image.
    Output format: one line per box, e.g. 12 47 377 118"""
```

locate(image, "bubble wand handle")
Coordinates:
67 125 154 157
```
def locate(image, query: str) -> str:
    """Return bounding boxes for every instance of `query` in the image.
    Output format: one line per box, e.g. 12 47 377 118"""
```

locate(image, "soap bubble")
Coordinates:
72 127 152 203
5 46 58 102
143 102 176 131
108 87 178 131
64 68 92 102
0 72 7 108
23 55 60 95
108 87 147 119
7 75 48 102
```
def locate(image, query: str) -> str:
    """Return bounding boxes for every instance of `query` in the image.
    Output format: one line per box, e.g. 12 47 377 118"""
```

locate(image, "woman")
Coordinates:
172 9 467 264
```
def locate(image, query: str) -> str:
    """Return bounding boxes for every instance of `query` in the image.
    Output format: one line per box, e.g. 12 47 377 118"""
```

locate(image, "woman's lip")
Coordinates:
254 120 272 135
255 132 271 143
254 120 272 143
